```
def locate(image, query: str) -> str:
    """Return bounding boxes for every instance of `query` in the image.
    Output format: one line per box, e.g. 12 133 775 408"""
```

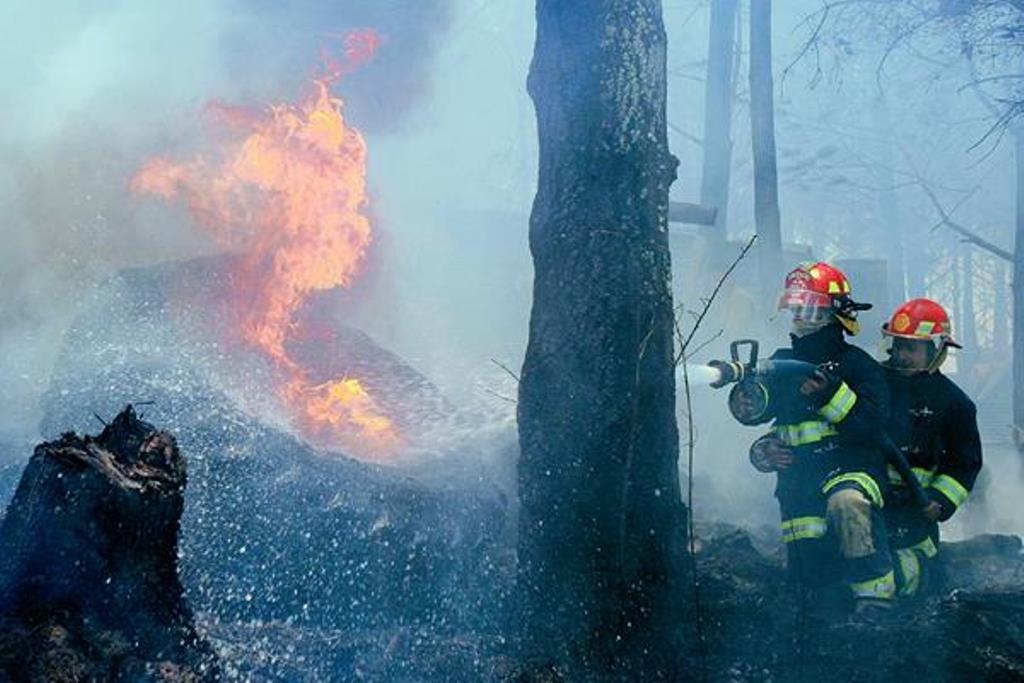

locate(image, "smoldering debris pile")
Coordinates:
695 525 1024 682
31 257 515 677
0 406 218 681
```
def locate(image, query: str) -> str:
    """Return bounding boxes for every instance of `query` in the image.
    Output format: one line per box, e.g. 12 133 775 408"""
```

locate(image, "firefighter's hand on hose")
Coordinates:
923 490 956 522
921 500 944 522
799 367 840 406
749 435 793 473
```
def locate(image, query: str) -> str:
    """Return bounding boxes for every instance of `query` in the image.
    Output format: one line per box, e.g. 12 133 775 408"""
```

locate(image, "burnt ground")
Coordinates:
692 525 1024 683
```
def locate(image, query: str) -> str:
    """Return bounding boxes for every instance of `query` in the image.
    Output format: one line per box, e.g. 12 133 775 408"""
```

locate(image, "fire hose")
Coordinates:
702 339 932 511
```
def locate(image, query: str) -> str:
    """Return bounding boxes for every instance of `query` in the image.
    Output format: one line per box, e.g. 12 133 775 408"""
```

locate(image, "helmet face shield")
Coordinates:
880 331 945 373
778 288 834 325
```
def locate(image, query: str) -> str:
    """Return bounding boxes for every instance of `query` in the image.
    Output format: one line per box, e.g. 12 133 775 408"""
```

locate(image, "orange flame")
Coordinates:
132 34 399 457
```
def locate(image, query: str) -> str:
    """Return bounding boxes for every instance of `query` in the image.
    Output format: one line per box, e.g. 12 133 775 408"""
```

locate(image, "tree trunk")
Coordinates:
874 95 907 305
749 0 784 292
700 0 738 245
996 260 1009 353
518 0 688 677
1013 128 1024 454
960 249 978 376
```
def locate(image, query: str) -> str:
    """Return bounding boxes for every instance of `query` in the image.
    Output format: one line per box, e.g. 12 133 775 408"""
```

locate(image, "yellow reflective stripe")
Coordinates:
775 420 839 446
850 570 896 599
818 382 858 423
822 471 884 508
828 281 841 294
896 548 921 597
780 516 828 543
887 465 937 487
910 536 938 559
915 321 935 336
930 474 969 509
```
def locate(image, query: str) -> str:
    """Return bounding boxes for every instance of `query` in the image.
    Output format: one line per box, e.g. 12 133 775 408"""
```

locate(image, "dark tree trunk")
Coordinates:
749 0 783 292
1013 129 1024 454
518 0 688 677
700 0 738 245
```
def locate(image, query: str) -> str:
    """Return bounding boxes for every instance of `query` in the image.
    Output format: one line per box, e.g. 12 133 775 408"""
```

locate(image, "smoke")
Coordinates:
0 0 467 438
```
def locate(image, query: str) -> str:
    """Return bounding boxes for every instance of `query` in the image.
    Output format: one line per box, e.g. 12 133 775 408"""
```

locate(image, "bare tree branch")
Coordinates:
916 179 1014 262
489 358 520 383
673 235 758 366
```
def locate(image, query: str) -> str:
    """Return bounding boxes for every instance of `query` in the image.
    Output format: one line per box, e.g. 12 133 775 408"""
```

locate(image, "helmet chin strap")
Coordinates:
927 344 948 374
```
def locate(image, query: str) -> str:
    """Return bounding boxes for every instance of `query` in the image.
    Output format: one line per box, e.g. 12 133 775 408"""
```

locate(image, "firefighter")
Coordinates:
879 298 983 597
734 262 896 612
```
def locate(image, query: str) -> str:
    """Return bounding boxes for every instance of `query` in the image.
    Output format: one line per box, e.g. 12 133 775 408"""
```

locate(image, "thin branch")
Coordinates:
782 0 833 87
681 353 707 682
916 180 1014 262
489 358 521 383
959 73 1024 93
483 388 517 405
674 234 758 366
684 330 725 362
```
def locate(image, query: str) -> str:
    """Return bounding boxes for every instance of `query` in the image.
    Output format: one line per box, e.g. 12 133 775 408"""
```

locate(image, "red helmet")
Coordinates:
778 262 868 334
882 298 960 371
883 298 958 344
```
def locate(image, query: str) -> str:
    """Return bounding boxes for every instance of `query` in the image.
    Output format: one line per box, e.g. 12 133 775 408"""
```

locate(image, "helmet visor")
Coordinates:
880 335 939 372
778 288 833 324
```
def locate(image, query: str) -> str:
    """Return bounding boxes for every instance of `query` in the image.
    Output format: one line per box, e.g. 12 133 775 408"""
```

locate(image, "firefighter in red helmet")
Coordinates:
737 262 896 614
880 298 983 597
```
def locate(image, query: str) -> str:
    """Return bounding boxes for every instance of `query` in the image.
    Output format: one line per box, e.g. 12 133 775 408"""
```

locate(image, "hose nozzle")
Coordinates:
708 360 745 388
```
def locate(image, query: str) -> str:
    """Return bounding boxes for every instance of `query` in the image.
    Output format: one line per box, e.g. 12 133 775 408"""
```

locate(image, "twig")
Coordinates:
674 234 758 365
917 179 1013 262
489 358 521 383
781 0 832 88
684 330 725 362
671 237 756 683
483 388 517 405
681 356 707 683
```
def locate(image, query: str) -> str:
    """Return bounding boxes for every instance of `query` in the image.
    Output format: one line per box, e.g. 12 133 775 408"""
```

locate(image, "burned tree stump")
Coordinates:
0 406 217 682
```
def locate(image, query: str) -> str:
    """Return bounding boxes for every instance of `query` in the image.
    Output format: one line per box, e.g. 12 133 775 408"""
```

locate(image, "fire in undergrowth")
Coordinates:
131 31 400 458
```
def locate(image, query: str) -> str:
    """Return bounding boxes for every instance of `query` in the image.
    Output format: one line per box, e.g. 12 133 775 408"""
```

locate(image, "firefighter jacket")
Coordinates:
884 368 982 521
743 323 891 506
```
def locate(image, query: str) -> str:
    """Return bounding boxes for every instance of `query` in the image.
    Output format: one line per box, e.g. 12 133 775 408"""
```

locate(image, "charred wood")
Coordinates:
0 406 218 681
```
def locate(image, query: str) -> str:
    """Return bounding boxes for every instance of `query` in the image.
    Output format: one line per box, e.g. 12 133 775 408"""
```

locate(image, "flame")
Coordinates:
132 33 399 458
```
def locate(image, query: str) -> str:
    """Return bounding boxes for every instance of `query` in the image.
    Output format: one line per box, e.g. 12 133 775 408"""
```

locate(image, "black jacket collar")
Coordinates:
790 323 845 364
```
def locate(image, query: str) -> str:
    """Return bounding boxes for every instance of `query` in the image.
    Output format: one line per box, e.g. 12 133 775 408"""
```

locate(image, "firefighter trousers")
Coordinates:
777 459 895 600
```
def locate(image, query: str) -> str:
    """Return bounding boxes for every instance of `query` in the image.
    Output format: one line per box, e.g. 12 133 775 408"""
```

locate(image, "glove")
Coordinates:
923 489 956 522
749 434 794 473
799 366 841 408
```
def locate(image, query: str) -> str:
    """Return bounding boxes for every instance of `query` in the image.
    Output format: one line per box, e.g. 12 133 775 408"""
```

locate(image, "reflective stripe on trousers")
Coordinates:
850 570 896 599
